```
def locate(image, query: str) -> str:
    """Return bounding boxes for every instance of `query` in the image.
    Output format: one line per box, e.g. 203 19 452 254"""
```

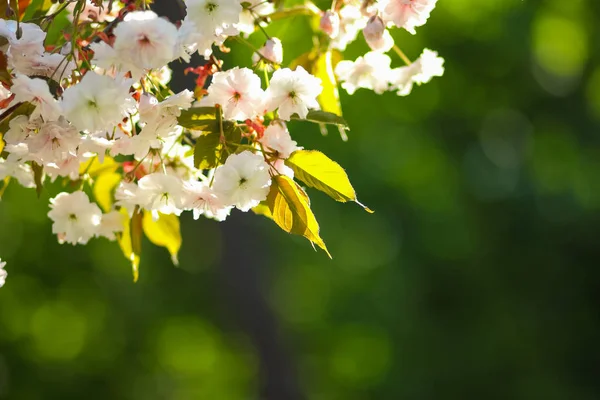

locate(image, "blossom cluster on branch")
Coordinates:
0 0 443 283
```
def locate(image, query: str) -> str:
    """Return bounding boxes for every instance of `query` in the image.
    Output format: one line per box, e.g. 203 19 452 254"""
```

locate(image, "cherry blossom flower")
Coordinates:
363 16 394 52
201 67 264 120
389 48 444 96
61 72 135 133
260 122 299 159
112 11 179 71
335 52 392 94
331 4 368 51
252 38 283 66
320 10 341 39
26 118 81 164
48 191 103 245
97 211 126 241
238 0 274 35
185 0 241 36
136 173 185 219
0 159 35 188
381 0 438 34
212 151 271 212
10 74 61 120
0 259 6 288
182 180 231 221
265 67 322 120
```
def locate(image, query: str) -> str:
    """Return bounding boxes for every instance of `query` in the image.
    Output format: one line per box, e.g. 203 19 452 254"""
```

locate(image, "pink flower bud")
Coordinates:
253 37 283 65
363 15 393 52
320 10 340 39
363 15 385 43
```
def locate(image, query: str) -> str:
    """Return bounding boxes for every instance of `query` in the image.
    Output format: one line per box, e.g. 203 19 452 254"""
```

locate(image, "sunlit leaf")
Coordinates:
79 156 119 177
291 110 348 127
194 130 221 169
0 177 10 199
252 201 273 219
31 161 44 198
117 208 142 282
314 50 342 117
285 150 372 212
177 106 217 131
93 171 121 212
267 175 330 257
142 212 182 266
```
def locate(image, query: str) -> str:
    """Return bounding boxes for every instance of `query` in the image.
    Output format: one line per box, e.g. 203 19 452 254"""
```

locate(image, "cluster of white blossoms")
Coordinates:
0 0 444 284
319 0 444 96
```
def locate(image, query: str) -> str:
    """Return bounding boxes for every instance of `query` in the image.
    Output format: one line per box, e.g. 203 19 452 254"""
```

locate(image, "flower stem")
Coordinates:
393 45 412 66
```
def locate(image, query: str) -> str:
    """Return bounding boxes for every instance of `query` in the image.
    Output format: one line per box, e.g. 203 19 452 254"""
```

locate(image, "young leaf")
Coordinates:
93 171 121 212
142 212 182 266
117 208 142 282
177 106 217 131
193 131 221 169
291 110 348 128
285 150 372 212
267 175 330 257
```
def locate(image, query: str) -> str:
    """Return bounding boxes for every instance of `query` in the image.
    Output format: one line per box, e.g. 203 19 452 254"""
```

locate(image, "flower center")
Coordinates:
68 213 77 221
205 2 218 13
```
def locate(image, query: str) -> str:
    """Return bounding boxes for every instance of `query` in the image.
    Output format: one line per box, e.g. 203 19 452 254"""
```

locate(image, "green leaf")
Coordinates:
117 208 142 282
142 212 182 266
285 150 372 212
291 110 348 128
194 130 221 169
177 106 217 131
31 161 44 198
267 175 330 257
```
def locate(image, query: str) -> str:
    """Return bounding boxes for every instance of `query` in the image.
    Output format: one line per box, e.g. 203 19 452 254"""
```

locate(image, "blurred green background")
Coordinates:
3 0 600 398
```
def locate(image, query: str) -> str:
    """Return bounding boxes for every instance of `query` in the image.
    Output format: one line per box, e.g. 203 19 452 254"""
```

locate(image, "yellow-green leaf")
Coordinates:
117 208 142 282
285 150 372 212
79 156 119 178
177 106 217 130
194 130 222 169
267 175 330 257
314 50 342 117
142 212 182 266
252 201 273 219
93 171 121 212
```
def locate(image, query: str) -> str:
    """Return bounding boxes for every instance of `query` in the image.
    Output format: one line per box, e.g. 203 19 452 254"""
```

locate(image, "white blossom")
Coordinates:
97 210 125 240
11 74 61 120
335 52 392 94
185 0 241 36
0 259 6 288
61 72 135 133
212 151 271 212
201 67 264 120
136 173 185 219
112 11 179 71
389 48 444 96
265 67 322 120
48 191 103 245
182 180 230 221
260 122 299 159
381 0 438 34
26 118 81 164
